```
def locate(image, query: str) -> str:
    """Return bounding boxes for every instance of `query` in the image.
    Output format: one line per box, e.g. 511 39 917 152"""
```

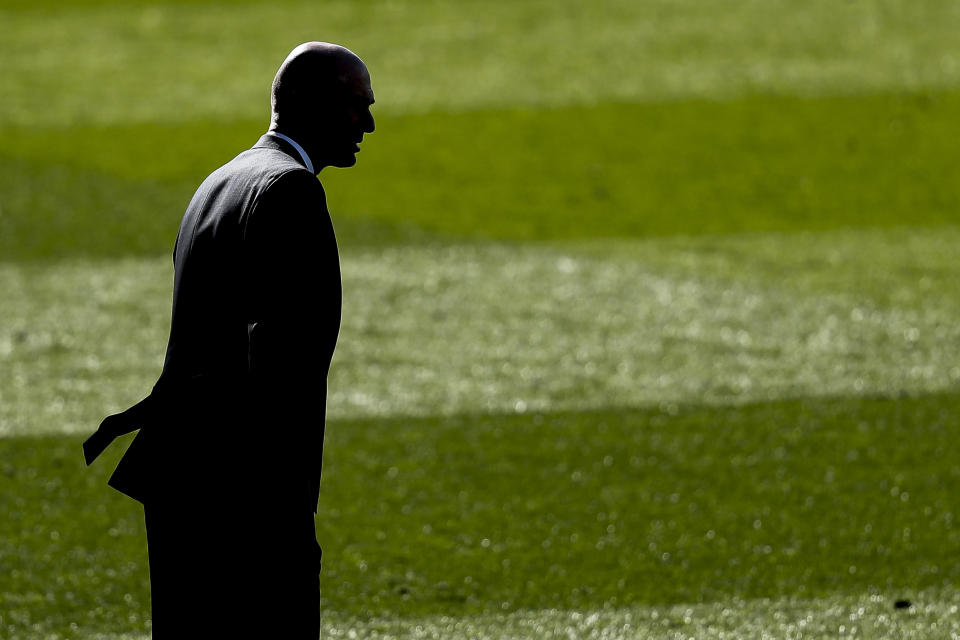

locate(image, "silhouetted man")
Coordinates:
83 42 375 638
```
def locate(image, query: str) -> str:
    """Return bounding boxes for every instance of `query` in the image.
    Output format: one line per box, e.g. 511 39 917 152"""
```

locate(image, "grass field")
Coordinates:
2 0 960 638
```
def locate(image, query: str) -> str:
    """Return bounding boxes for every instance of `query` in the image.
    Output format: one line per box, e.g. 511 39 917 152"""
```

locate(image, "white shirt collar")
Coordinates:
269 131 315 174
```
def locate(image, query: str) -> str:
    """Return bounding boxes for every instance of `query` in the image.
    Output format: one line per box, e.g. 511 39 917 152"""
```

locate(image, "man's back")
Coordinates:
108 134 342 509
163 138 333 383
164 143 302 381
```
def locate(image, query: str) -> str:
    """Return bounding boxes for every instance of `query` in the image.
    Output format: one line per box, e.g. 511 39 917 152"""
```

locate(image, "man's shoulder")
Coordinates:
188 146 320 214
214 146 311 185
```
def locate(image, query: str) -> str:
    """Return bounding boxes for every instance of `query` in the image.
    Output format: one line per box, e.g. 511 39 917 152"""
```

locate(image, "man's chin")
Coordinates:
330 153 358 168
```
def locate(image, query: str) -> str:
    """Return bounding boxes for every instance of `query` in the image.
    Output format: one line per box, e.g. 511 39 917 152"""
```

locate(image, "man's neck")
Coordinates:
267 127 317 174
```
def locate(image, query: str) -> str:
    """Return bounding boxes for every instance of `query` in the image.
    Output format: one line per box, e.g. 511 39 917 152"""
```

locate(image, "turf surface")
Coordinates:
5 0 960 126
3 393 959 635
4 93 960 259
2 0 960 638
5 228 960 436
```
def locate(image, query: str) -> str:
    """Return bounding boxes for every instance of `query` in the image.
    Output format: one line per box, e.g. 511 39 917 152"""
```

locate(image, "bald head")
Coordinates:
269 42 375 170
271 43 366 120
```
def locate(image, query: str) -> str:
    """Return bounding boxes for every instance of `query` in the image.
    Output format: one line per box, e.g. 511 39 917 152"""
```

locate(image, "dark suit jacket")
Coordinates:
99 134 341 513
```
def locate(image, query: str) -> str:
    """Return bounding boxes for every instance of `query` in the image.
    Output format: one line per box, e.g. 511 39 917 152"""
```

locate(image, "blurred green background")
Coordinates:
2 0 960 638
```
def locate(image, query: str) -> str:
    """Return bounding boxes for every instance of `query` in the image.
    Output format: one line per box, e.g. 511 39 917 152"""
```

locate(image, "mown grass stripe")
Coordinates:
4 0 960 126
3 228 959 436
2 393 958 634
319 592 958 639
4 93 960 260
36 591 960 640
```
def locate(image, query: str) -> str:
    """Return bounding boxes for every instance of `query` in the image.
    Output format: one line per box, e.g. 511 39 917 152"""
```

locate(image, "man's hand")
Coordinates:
82 398 152 466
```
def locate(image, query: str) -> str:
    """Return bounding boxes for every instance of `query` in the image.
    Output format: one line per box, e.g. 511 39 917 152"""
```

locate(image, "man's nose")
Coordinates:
364 113 375 134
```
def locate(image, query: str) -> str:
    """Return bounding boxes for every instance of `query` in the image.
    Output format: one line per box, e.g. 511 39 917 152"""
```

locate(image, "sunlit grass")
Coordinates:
3 227 959 436
4 0 960 127
31 592 960 640
323 592 960 639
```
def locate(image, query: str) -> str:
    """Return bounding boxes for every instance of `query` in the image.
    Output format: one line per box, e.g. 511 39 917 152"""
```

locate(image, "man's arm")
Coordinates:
244 169 339 509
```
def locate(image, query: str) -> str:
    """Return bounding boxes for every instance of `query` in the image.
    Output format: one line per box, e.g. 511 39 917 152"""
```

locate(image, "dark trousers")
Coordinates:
144 495 321 638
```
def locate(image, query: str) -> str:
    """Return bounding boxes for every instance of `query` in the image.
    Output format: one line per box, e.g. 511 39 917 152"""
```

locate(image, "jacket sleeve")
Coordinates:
243 169 340 510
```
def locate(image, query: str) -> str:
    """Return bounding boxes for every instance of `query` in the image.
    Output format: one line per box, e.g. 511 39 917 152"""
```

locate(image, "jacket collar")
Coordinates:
253 133 315 173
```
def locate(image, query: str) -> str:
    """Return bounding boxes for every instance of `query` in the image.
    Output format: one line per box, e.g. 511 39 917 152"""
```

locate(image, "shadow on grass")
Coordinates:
4 91 960 261
1 390 957 635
